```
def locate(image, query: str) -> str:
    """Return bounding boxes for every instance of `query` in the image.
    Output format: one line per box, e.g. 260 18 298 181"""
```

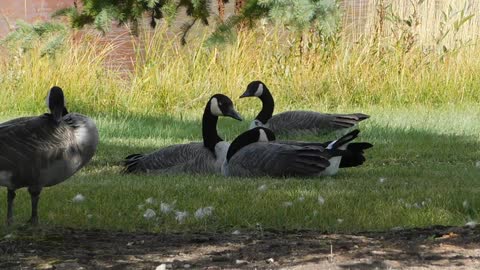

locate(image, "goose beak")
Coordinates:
225 109 243 121
239 91 251 98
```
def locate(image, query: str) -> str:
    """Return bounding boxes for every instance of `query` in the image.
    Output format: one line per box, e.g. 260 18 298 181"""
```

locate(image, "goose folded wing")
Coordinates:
229 143 331 177
127 142 216 173
0 116 74 181
269 111 369 134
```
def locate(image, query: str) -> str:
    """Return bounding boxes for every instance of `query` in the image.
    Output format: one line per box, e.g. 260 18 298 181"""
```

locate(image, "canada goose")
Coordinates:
123 94 242 175
222 127 365 178
240 81 370 135
0 86 99 225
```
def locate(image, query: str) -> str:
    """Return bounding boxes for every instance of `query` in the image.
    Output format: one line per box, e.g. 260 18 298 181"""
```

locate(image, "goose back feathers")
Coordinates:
223 128 370 178
223 127 333 178
240 81 369 135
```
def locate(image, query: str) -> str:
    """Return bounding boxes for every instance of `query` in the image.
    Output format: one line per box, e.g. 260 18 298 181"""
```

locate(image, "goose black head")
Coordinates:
240 80 268 98
226 127 276 162
208 94 243 121
46 86 66 124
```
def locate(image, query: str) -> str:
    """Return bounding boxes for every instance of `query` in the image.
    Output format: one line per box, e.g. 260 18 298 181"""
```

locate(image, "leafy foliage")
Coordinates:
207 0 340 45
53 0 340 44
53 0 212 35
1 20 68 57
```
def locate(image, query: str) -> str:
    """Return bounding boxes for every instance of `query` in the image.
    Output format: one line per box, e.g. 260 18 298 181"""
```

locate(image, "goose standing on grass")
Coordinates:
222 127 367 178
240 81 370 135
0 86 99 225
123 94 243 175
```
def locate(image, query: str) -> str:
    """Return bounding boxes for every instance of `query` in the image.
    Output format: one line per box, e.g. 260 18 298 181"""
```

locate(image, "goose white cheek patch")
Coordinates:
258 129 269 142
255 83 264 97
210 97 223 116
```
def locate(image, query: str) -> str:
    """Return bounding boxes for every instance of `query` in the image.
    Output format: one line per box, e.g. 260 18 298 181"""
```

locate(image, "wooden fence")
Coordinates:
341 0 480 46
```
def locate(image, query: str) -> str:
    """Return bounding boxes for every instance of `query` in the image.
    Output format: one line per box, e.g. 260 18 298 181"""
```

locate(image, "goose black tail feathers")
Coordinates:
329 129 360 149
325 130 373 168
340 142 373 168
123 154 144 174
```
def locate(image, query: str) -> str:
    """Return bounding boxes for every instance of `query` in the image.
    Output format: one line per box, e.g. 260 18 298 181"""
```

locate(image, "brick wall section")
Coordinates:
0 0 140 73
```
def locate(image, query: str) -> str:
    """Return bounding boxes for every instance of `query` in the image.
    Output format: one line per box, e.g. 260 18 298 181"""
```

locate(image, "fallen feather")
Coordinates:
235 259 248 265
72 194 85 203
143 208 156 219
194 206 214 219
231 230 241 235
175 211 188 223
465 221 477 229
257 184 268 192
155 264 167 270
318 195 325 205
282 201 293 207
145 197 156 204
160 202 174 214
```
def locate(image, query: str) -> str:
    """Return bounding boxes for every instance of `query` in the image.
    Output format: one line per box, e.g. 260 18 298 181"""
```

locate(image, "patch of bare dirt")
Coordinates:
1 225 479 269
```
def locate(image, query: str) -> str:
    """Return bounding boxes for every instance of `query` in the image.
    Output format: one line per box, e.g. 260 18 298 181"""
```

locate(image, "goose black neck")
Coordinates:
203 105 222 153
256 87 274 124
226 132 251 162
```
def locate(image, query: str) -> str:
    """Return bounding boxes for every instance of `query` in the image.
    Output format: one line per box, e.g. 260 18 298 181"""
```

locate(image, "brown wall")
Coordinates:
0 0 74 37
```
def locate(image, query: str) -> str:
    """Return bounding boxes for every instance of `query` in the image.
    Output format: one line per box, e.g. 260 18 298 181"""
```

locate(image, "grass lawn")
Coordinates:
0 104 479 235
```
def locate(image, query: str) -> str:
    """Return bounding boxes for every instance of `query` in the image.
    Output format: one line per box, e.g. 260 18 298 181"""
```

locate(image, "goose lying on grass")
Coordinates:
0 86 99 225
240 81 369 135
123 94 242 175
222 127 370 178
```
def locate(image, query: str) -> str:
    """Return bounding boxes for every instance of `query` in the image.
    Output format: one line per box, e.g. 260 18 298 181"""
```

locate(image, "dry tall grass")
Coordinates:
343 0 479 49
1 6 479 117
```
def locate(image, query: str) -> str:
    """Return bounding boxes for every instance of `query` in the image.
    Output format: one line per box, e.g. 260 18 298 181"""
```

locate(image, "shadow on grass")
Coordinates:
89 114 480 172
0 115 479 269
0 225 479 269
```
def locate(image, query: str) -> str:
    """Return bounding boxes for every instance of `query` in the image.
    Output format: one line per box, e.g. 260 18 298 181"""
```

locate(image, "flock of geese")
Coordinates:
0 81 372 225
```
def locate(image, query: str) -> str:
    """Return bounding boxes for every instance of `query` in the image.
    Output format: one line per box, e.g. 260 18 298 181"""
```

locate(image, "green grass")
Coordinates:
1 25 480 235
0 104 479 234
